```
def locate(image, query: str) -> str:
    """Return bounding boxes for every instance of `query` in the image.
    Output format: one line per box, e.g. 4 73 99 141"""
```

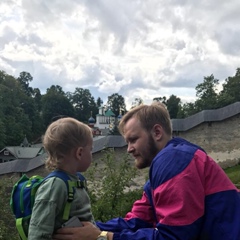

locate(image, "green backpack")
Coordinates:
10 170 86 240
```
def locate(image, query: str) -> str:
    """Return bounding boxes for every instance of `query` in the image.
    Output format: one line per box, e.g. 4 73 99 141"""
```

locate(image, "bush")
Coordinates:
86 148 143 222
0 178 19 240
224 163 240 188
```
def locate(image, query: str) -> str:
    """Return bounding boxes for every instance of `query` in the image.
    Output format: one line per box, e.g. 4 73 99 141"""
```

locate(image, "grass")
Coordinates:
224 164 240 189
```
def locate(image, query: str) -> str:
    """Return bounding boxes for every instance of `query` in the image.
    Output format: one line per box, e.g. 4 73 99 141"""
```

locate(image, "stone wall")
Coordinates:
173 113 240 168
3 148 134 181
93 113 240 169
2 113 240 179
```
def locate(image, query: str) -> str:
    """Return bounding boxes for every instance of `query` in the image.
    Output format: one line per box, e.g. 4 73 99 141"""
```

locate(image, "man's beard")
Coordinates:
148 134 159 160
137 134 159 169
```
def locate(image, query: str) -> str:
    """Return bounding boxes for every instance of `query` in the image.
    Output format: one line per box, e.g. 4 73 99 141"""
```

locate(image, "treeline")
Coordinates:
0 68 240 148
153 68 240 119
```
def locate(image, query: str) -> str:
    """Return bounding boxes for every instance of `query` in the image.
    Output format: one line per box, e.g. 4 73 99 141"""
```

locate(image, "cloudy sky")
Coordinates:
1 0 240 109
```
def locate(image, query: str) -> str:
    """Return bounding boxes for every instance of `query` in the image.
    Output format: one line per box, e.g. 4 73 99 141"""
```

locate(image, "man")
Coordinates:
53 102 240 240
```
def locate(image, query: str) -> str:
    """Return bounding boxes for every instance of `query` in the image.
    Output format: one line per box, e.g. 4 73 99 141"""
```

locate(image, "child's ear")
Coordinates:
76 147 83 160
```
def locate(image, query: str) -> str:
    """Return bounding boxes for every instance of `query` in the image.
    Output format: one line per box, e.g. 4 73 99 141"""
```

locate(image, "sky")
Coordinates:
1 0 240 110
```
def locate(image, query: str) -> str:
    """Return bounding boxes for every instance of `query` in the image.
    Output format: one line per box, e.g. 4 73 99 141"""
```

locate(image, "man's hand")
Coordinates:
52 221 101 240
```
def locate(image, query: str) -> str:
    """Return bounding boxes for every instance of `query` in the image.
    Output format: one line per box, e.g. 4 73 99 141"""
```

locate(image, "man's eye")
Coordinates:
129 138 137 143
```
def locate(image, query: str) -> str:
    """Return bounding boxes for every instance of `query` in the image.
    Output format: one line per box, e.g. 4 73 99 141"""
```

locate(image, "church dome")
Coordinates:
117 114 122 120
88 116 95 123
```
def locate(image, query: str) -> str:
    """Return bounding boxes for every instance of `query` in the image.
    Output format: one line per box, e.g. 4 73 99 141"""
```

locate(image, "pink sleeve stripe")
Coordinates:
196 150 238 195
124 192 155 224
153 150 237 226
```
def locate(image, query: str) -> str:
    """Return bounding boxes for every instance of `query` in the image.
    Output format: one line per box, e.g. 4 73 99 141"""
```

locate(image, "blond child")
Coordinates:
28 117 95 240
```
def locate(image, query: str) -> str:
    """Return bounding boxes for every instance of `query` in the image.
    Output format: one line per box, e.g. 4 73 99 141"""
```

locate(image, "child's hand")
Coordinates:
53 221 100 240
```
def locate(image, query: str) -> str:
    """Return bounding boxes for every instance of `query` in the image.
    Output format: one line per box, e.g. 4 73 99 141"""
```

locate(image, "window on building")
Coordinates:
4 151 9 155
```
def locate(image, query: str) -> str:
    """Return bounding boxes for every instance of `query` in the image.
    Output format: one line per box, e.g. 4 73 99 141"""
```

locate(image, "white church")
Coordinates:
88 106 122 135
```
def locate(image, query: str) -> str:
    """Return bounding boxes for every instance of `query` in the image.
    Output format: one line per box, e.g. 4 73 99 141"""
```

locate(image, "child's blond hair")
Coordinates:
43 117 92 171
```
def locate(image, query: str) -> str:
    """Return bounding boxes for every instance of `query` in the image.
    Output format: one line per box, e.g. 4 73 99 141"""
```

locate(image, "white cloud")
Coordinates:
0 0 240 110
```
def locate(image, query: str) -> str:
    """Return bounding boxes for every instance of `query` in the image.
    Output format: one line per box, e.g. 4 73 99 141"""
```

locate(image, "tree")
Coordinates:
4 108 32 145
86 149 142 222
41 85 75 127
19 95 43 140
29 88 44 140
107 93 127 116
178 102 198 118
108 119 121 135
32 88 42 112
195 74 219 111
0 118 6 149
0 72 6 148
153 96 167 105
131 97 143 109
17 71 34 97
166 95 181 119
96 97 103 108
70 88 98 123
236 68 240 77
218 68 240 107
17 73 44 140
0 71 32 146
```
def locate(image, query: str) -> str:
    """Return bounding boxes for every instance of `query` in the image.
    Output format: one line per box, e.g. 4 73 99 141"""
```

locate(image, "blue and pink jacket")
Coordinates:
97 137 240 239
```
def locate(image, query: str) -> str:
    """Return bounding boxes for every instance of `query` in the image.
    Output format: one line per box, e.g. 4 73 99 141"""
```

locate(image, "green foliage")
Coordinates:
218 68 240 107
1 149 143 238
131 97 144 109
41 85 75 127
17 71 34 97
108 119 121 135
0 70 44 145
86 149 143 222
108 124 121 135
4 111 32 146
195 74 219 111
153 96 167 105
0 178 19 240
96 97 103 107
1 160 240 238
0 75 33 145
224 163 240 188
69 88 98 123
1 67 240 147
0 119 6 149
166 94 181 119
107 93 127 116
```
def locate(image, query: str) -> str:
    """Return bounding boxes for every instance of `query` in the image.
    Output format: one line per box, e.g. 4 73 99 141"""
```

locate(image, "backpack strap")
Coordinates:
45 170 87 220
16 218 27 240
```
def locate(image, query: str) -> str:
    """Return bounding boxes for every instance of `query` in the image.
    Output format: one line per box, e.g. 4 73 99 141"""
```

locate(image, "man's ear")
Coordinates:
151 124 163 141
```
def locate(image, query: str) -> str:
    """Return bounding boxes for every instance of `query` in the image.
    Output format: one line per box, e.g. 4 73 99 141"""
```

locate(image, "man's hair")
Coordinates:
43 117 92 171
118 102 172 136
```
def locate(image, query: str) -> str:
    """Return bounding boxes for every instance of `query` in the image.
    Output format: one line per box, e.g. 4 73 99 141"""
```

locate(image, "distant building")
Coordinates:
87 114 102 137
95 106 116 129
0 136 44 163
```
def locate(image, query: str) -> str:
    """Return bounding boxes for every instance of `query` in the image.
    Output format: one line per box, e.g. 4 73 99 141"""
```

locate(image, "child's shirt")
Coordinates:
28 171 95 240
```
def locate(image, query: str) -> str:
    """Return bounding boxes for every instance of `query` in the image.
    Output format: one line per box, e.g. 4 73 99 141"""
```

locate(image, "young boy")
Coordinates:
28 117 95 240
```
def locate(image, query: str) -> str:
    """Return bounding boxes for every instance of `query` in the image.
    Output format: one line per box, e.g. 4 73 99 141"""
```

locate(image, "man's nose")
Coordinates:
127 144 134 153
